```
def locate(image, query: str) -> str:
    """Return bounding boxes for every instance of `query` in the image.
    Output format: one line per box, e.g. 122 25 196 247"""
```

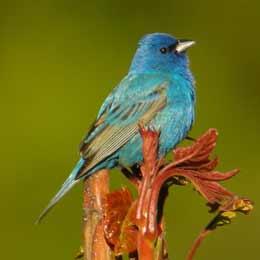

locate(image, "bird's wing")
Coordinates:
77 75 169 178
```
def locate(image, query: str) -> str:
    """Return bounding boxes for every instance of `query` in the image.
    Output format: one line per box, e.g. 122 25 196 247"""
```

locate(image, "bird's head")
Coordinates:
129 33 195 75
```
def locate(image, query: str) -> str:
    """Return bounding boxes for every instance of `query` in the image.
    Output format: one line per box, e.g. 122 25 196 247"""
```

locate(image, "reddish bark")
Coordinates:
83 170 111 260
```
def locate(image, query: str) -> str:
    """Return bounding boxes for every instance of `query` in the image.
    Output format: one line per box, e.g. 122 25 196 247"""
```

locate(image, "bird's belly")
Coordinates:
118 104 193 167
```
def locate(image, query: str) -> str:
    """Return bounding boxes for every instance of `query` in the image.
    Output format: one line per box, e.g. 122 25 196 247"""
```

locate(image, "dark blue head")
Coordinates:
129 33 195 76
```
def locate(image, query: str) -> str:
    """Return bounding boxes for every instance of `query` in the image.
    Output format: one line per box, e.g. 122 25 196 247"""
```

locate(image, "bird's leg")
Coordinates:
120 165 141 187
130 164 142 177
120 166 134 179
128 251 139 260
185 136 196 142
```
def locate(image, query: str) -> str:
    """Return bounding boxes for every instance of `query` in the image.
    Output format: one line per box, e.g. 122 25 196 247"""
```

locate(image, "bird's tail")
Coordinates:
35 158 85 224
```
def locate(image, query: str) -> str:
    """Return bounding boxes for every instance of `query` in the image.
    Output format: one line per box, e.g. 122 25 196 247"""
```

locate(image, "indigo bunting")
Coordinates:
37 33 195 223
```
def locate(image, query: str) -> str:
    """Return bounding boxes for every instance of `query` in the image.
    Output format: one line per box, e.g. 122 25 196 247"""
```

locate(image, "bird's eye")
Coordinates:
160 47 167 54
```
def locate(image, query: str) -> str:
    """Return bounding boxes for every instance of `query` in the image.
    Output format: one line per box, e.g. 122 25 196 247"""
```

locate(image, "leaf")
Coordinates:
176 157 219 172
173 128 218 167
115 127 253 260
115 202 138 254
103 188 138 255
180 169 238 181
177 169 237 205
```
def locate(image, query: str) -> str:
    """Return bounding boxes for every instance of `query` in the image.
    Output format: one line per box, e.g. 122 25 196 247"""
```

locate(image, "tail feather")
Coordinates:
35 158 85 224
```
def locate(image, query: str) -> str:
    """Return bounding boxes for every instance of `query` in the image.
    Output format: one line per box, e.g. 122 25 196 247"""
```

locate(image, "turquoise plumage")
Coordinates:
37 33 196 223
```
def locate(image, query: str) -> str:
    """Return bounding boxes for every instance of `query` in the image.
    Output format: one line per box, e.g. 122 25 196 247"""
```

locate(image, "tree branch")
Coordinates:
83 170 111 260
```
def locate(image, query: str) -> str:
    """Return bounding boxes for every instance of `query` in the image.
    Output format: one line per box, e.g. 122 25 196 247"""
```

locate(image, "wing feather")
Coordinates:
77 81 169 178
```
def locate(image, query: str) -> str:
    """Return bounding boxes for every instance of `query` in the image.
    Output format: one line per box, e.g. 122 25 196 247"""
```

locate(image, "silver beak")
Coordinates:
175 40 195 53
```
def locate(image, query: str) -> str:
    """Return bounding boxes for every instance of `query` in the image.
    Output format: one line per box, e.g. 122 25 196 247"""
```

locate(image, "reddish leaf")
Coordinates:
179 157 219 172
103 128 253 260
143 128 242 240
181 169 239 182
173 128 218 166
103 188 138 255
114 202 138 254
189 177 234 204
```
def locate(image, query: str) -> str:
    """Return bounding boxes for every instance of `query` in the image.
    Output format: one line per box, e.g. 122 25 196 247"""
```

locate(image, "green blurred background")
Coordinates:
1 0 259 259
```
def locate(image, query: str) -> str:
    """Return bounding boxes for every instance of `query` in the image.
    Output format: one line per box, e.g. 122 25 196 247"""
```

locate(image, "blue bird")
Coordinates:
37 33 196 223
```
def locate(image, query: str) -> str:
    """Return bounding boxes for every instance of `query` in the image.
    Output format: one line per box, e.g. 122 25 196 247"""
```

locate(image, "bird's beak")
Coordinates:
175 39 195 53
